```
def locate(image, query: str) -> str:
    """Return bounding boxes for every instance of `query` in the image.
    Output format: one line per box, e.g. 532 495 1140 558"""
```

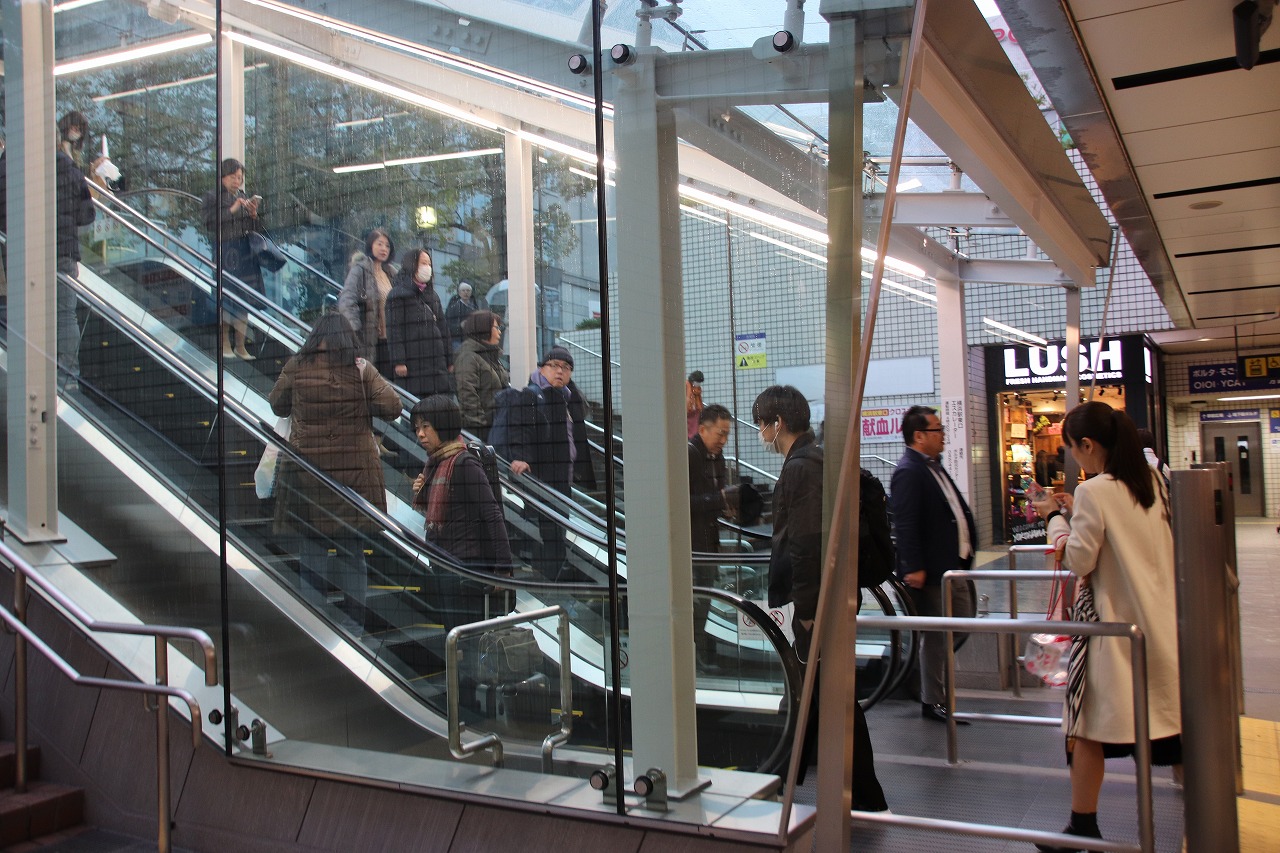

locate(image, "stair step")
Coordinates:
0 742 41 790
0 781 85 847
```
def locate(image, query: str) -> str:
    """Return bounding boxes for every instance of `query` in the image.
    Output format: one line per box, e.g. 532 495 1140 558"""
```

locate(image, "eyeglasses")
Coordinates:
922 427 946 433
544 360 573 372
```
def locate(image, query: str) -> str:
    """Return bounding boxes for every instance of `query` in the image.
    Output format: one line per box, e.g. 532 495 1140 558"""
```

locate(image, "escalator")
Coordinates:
22 188 915 761
2 219 812 777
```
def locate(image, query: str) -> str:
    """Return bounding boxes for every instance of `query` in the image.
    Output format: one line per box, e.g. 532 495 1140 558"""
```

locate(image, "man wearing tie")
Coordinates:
890 405 977 724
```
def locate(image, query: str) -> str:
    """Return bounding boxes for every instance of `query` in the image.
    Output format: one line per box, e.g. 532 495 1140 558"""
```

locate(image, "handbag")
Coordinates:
248 231 289 273
253 417 292 499
1024 541 1072 687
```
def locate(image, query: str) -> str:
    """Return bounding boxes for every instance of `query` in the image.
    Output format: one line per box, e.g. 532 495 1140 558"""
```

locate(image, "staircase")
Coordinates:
0 740 85 847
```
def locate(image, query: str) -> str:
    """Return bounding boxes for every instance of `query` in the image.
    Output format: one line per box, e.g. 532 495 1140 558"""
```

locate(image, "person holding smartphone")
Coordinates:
201 157 265 360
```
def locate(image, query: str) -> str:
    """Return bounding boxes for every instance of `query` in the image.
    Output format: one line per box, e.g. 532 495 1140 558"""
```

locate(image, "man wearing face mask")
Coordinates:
754 385 888 812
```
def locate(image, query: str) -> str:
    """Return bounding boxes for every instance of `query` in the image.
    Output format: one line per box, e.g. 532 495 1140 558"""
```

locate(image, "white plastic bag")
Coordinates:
253 418 291 499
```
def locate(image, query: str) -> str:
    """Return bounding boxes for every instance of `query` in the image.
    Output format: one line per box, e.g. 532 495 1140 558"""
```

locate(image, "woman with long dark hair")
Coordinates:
337 228 396 376
386 248 452 398
1030 401 1179 852
269 312 402 629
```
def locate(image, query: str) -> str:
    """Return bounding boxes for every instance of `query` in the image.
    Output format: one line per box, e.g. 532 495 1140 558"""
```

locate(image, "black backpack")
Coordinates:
857 468 895 589
465 441 502 504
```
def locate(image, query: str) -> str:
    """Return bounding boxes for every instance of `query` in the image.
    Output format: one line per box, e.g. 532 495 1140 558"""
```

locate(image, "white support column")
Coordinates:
4 0 60 542
504 131 537 384
219 35 245 163
936 272 971 499
612 49 701 794
815 2 860 849
1063 285 1081 491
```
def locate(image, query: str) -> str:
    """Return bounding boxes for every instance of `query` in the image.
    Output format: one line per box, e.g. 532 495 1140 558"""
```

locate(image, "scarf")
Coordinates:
424 440 466 534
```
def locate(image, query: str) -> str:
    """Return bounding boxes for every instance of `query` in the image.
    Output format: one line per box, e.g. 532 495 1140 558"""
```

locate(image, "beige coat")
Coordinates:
1047 472 1180 744
269 355 402 535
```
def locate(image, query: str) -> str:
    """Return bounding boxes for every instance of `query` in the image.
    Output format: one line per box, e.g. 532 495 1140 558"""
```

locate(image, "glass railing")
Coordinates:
13 257 807 776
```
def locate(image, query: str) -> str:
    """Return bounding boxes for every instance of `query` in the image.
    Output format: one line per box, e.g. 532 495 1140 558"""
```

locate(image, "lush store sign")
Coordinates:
999 339 1124 388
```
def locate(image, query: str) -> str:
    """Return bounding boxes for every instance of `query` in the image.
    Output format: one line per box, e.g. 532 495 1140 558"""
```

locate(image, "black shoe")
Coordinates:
1034 821 1102 853
921 702 969 724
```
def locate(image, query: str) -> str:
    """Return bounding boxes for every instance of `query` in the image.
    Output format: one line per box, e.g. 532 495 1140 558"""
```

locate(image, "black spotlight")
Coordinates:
610 43 634 65
772 30 797 53
567 54 591 75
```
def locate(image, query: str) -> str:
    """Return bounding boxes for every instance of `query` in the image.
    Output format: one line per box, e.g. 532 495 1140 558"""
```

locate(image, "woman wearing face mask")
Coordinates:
385 248 452 398
337 228 397 377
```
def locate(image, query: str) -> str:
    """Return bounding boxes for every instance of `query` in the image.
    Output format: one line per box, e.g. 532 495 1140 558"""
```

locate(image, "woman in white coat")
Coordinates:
1030 401 1180 852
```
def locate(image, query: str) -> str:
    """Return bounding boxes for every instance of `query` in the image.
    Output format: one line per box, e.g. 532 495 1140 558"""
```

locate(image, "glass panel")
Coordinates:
1237 435 1252 495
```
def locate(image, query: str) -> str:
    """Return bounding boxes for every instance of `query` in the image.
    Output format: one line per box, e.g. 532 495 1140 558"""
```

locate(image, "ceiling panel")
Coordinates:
1075 2 1238 78
1125 112 1280 166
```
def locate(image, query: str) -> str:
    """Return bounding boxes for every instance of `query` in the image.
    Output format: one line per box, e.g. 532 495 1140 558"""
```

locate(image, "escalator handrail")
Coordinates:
85 196 312 346
103 185 348 302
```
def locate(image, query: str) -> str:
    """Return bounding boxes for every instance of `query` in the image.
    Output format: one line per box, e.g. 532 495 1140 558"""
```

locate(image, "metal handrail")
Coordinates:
444 606 571 768
1004 544 1058 696
0 536 217 853
858 613 1154 853
943 567 1060 732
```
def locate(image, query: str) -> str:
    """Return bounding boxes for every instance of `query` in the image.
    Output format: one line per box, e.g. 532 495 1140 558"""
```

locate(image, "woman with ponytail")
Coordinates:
1029 401 1180 852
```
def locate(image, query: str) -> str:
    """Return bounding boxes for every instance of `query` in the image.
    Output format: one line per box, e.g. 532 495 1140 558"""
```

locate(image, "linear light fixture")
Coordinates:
53 0 107 12
517 130 617 171
679 204 727 226
895 178 923 192
983 317 1047 345
567 166 616 186
225 32 500 132
93 63 268 103
749 231 827 264
54 33 213 76
1218 394 1280 401
333 147 502 174
240 0 606 115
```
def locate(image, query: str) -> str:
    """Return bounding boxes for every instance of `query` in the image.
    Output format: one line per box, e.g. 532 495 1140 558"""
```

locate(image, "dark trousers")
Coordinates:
793 623 888 811
910 576 976 705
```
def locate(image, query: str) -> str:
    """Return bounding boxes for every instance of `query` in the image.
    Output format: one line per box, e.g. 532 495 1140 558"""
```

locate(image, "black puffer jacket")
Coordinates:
767 431 823 621
0 151 95 261
386 276 452 398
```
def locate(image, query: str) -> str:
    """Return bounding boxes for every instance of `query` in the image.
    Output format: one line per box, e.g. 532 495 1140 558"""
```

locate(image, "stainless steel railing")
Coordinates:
856 613 1155 853
0 536 218 853
444 606 572 769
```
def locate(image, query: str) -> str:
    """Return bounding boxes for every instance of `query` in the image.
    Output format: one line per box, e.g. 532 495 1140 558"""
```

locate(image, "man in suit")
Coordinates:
889 405 977 724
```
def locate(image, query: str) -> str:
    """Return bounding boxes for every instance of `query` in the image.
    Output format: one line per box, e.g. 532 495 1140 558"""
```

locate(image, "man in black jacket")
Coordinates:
689 403 733 669
755 385 887 812
508 346 596 580
0 147 96 383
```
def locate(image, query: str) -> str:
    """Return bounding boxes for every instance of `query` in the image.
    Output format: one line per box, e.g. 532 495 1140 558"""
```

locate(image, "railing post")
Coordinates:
155 636 172 853
1173 468 1238 852
14 570 29 793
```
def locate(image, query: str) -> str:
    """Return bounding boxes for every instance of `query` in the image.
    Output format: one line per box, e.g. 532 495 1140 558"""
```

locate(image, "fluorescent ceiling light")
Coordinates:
55 33 213 76
383 147 503 167
567 166 615 186
517 131 616 171
240 0 606 115
226 32 500 132
750 231 827 264
679 205 727 226
334 147 501 173
332 162 385 174
895 178 922 192
94 63 267 103
860 247 927 279
983 317 1047 345
679 185 828 245
53 0 107 12
885 281 937 303
1218 394 1280 401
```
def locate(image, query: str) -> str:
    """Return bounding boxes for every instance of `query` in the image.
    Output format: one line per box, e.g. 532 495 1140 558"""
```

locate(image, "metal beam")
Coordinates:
875 192 1015 228
959 258 1071 287
902 0 1111 288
